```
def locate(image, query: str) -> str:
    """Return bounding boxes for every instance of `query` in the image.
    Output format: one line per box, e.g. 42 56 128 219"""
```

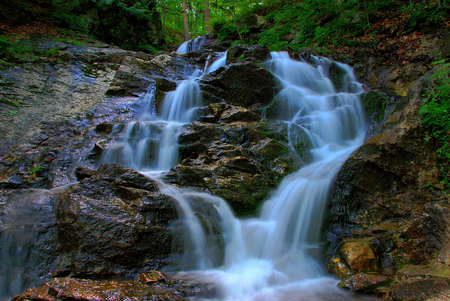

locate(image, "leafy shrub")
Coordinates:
52 13 89 34
420 58 450 189
0 36 13 56
215 22 238 41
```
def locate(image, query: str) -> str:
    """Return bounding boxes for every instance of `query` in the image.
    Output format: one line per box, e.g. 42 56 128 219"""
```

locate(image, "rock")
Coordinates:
220 105 262 123
338 272 393 293
340 241 378 273
74 166 96 180
238 14 266 31
155 78 177 112
200 62 277 108
226 44 271 63
56 163 178 276
94 122 114 134
424 203 450 265
163 120 298 216
12 277 188 301
387 278 450 301
326 257 351 278
204 39 231 52
360 90 389 125
88 1 164 49
151 54 174 69
323 82 439 275
139 271 166 284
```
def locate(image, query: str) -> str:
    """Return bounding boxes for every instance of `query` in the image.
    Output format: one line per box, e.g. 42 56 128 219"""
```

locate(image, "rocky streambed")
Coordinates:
0 32 450 300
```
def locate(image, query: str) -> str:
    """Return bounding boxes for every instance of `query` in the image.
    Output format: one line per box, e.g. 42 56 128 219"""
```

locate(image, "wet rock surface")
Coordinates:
200 62 277 108
320 43 449 299
1 37 446 300
0 41 301 299
226 44 271 64
56 163 178 277
12 273 217 301
162 120 300 216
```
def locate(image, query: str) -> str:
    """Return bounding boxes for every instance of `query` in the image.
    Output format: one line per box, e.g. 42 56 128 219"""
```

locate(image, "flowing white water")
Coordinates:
101 51 369 299
177 35 207 53
1 48 370 300
99 54 227 270
172 52 368 301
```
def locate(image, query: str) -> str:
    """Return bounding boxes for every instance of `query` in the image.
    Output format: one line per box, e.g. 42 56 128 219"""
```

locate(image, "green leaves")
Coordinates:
420 58 450 189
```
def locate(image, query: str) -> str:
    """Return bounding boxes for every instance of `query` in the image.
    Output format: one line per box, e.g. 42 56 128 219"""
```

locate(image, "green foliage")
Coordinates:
0 36 13 56
8 110 18 115
135 42 162 53
0 37 36 62
214 21 238 40
401 3 446 32
51 13 89 34
420 58 450 190
30 166 44 175
249 0 447 51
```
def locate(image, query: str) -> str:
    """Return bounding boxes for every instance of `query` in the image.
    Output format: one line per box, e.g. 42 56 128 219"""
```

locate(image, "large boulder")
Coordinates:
162 120 303 216
226 44 271 64
56 163 178 277
238 14 266 31
200 62 277 109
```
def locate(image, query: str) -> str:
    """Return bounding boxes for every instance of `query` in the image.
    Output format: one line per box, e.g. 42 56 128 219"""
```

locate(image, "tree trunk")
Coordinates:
182 0 189 41
204 1 211 32
232 0 243 41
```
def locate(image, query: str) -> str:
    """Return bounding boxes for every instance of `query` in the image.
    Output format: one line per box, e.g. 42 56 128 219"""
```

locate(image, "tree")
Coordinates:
182 0 189 41
204 1 211 32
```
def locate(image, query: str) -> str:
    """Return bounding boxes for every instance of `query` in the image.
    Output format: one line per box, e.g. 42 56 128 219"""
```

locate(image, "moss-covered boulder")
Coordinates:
162 120 302 216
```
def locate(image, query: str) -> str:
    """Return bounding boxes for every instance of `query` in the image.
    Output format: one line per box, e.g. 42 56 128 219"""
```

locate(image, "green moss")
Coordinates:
361 91 388 122
30 166 44 175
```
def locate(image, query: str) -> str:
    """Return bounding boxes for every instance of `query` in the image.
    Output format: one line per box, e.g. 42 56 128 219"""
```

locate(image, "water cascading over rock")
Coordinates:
101 50 369 300
7 47 373 301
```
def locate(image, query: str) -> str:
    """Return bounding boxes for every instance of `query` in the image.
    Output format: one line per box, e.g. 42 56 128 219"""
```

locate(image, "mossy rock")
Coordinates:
360 90 388 122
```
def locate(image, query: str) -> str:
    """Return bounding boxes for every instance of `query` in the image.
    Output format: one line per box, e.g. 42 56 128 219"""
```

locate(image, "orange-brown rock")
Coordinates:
139 271 166 284
340 241 378 273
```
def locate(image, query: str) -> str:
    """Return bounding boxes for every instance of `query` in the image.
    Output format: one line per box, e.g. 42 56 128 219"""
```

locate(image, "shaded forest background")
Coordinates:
1 0 449 52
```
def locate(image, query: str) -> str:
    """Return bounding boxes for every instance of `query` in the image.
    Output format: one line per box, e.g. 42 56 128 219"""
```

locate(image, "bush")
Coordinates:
51 13 89 34
0 36 13 57
420 58 450 190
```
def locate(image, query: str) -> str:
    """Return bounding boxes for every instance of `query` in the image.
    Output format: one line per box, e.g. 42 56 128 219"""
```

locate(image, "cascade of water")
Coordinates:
99 50 367 300
178 52 368 300
176 35 207 53
205 52 227 74
97 55 227 272
2 48 369 300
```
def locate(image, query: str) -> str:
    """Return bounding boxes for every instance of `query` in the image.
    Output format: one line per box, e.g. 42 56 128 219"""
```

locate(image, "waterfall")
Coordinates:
1 49 370 300
176 35 207 53
100 51 368 299
179 52 368 300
